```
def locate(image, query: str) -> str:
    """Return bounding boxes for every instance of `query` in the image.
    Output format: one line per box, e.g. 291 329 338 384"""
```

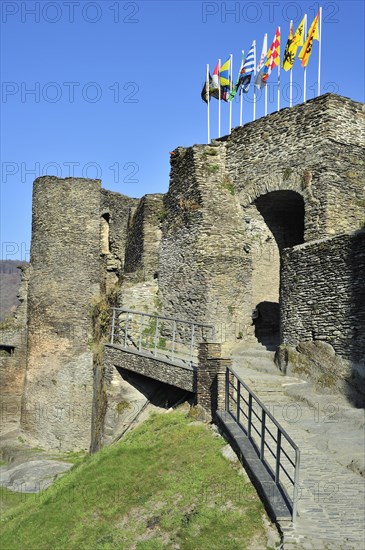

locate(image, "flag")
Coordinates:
254 34 268 89
212 61 220 90
282 20 294 69
201 62 220 103
282 17 305 70
229 42 256 100
219 58 231 102
239 42 255 93
266 27 281 74
298 13 319 67
228 51 245 101
255 28 280 89
219 58 231 86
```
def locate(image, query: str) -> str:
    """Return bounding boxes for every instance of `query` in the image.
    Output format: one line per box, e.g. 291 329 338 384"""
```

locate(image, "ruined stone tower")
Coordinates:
2 93 362 452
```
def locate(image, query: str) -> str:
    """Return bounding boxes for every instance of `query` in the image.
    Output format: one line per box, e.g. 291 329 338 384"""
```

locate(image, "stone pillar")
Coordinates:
197 343 231 417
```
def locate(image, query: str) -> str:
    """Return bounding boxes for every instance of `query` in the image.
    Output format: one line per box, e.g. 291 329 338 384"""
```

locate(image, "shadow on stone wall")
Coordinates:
116 368 193 408
253 301 280 351
349 227 365 405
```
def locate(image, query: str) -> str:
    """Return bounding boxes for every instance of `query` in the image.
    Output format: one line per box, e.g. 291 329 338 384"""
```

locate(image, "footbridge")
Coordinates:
105 308 300 523
105 308 216 392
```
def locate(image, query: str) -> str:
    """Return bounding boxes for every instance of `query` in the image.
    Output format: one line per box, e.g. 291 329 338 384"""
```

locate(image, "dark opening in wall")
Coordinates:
254 190 305 251
252 302 280 350
101 213 110 254
0 345 15 357
252 191 305 348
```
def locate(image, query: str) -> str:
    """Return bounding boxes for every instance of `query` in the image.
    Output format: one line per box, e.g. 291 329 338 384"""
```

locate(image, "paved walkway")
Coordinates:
231 344 365 550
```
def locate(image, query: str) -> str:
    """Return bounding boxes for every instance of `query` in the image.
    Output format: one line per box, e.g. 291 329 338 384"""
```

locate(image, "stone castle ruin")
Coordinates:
1 93 364 452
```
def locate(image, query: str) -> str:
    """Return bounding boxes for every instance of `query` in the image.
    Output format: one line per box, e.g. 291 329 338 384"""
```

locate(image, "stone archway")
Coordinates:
244 190 305 350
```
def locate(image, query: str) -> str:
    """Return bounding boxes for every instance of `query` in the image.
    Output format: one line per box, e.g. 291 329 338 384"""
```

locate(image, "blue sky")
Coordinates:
1 0 364 260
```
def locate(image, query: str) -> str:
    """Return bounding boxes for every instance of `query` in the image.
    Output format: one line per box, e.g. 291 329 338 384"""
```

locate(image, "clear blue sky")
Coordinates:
1 0 364 260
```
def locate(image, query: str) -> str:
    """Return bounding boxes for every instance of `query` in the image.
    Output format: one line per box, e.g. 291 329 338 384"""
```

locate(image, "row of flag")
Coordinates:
201 10 321 141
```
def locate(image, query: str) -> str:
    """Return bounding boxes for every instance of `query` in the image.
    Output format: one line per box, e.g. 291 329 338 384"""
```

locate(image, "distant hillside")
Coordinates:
0 260 28 321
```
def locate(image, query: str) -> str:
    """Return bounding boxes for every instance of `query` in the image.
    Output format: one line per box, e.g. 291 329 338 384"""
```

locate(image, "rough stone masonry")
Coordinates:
1 93 363 451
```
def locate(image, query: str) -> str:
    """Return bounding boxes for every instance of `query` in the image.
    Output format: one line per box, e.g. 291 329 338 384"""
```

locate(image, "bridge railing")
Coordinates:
225 367 300 520
110 308 215 367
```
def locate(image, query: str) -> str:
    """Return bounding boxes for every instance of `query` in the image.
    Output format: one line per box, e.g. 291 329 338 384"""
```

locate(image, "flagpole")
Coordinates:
263 33 268 116
318 6 322 96
218 58 221 137
206 64 210 143
239 50 243 126
265 85 268 116
288 20 293 107
239 90 243 126
253 41 257 121
229 53 233 133
303 14 307 102
277 26 281 111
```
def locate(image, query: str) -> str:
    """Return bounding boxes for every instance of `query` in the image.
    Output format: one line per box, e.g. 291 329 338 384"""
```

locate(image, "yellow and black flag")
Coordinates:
299 13 320 67
282 17 305 71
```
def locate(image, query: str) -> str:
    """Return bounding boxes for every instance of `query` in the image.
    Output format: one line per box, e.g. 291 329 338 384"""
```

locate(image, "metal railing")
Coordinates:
225 367 300 520
110 308 215 367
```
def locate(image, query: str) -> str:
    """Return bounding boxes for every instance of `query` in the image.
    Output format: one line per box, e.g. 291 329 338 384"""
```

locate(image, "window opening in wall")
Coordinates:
101 213 110 254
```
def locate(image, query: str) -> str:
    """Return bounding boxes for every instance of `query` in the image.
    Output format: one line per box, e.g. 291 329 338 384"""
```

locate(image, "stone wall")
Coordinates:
197 343 230 416
224 94 365 241
159 145 252 351
100 189 138 288
0 265 29 434
159 95 365 352
21 177 102 451
280 230 365 398
124 194 164 280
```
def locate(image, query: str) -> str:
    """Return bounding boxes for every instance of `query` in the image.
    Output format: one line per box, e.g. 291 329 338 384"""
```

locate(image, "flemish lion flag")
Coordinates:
298 13 319 68
282 17 305 71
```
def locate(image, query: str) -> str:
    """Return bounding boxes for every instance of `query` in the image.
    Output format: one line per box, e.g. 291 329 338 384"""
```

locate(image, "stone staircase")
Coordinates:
230 342 365 549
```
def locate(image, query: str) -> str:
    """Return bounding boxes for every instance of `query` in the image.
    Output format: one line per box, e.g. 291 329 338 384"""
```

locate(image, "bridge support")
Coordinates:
197 343 231 417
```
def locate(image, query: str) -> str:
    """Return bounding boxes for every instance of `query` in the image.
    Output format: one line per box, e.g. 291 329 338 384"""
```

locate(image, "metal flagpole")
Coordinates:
263 33 268 115
318 7 322 96
238 50 245 126
206 64 210 143
277 26 281 111
289 20 293 107
218 58 221 137
229 53 233 133
303 14 307 102
289 19 293 107
239 50 244 126
253 41 256 121
265 84 268 115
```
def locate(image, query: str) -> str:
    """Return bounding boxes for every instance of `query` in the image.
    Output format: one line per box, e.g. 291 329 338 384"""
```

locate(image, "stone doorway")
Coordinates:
249 190 305 350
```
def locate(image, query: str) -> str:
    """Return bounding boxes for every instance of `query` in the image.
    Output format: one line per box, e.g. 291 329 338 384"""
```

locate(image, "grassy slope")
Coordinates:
0 411 271 550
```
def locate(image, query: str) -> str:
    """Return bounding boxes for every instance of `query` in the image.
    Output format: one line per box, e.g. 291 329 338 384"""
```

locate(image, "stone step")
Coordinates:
226 361 365 548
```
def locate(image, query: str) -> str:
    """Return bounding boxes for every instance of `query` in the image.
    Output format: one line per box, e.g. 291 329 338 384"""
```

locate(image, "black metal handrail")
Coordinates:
110 308 215 367
225 366 300 520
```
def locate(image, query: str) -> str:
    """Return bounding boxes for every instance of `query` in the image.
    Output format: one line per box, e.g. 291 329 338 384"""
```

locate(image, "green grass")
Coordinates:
0 411 269 549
